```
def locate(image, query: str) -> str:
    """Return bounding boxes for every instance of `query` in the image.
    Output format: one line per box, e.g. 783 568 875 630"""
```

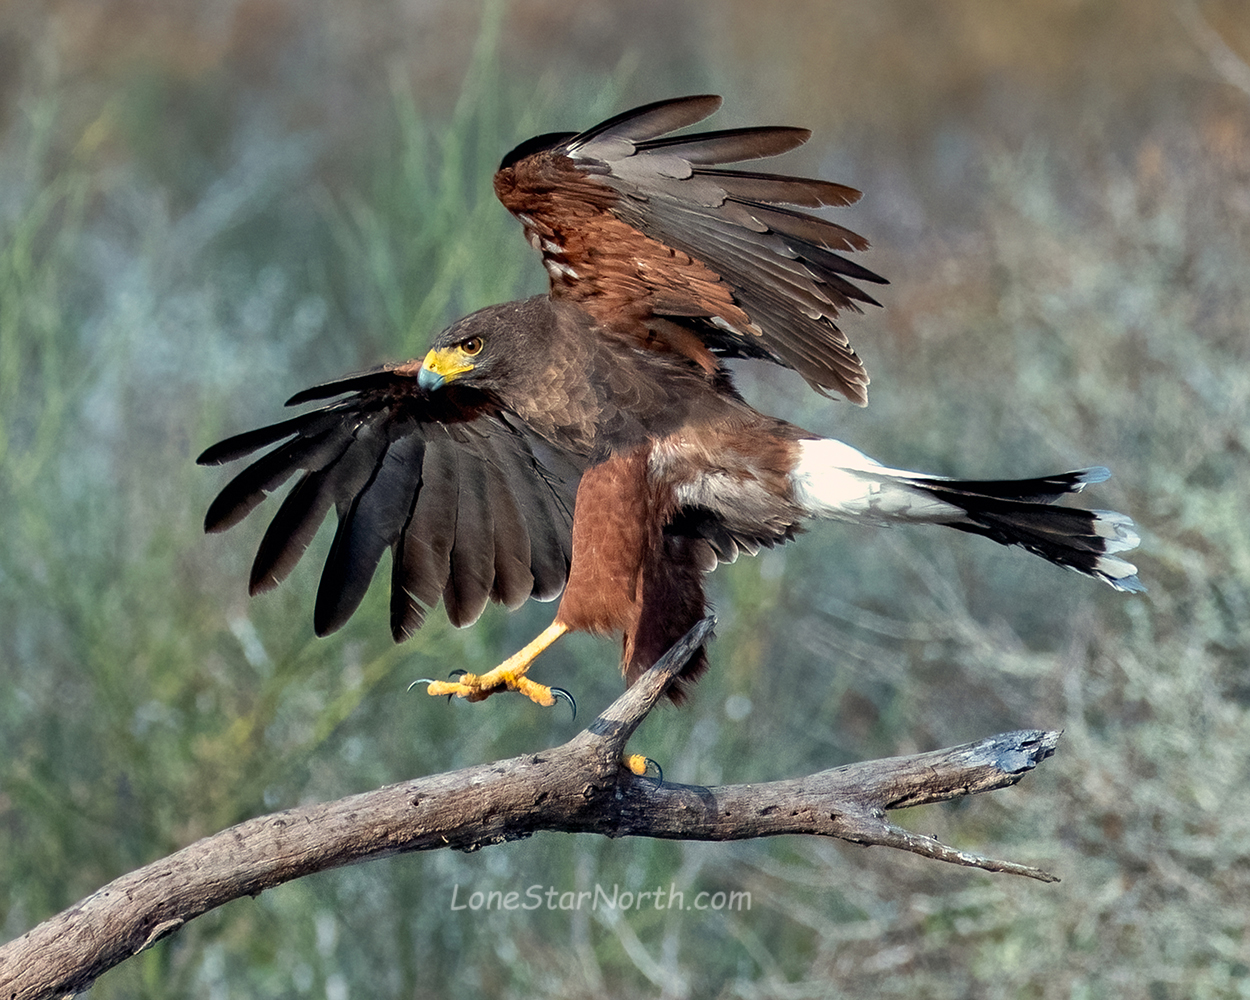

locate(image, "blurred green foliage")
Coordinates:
2 1 1250 997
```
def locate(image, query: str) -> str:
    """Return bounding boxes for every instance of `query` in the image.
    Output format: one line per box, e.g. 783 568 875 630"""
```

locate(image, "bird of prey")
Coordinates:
199 95 1141 709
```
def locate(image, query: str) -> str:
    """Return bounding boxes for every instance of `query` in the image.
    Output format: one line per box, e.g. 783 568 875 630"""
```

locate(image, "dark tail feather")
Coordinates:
912 468 1144 593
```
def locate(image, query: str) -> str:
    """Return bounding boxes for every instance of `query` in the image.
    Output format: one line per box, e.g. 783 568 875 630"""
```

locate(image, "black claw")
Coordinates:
644 758 663 786
448 669 467 679
550 686 577 721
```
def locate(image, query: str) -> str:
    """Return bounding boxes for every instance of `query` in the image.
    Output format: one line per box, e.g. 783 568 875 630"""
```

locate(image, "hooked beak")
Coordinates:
418 346 475 391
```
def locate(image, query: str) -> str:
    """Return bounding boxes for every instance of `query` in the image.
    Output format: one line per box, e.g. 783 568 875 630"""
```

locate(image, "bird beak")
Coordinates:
418 347 475 391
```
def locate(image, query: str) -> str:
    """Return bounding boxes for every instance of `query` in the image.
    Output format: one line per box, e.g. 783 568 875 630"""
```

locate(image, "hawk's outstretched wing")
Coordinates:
199 366 584 641
493 95 887 404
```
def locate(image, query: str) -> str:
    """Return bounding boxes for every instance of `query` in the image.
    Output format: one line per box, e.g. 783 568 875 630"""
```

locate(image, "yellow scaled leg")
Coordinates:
422 621 569 707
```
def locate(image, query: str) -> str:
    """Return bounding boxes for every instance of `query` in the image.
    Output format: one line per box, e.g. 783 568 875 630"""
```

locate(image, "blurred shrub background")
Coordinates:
2 0 1249 996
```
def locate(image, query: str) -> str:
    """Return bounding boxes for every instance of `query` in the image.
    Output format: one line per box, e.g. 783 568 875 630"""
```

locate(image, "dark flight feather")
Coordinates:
199 368 583 640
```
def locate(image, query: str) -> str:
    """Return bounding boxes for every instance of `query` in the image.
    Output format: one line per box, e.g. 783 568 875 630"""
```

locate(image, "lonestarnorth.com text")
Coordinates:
449 882 751 913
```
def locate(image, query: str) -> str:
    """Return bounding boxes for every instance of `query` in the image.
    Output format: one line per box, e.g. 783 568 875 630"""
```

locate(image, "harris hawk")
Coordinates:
199 95 1142 709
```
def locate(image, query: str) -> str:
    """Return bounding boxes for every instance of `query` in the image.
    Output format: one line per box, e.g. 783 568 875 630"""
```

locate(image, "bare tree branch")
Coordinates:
0 618 1061 1000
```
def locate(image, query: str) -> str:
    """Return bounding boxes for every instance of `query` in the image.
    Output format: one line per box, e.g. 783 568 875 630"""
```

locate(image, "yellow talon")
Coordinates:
420 621 570 708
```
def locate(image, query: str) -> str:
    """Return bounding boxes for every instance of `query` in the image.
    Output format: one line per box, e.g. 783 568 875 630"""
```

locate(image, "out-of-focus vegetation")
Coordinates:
2 0 1249 996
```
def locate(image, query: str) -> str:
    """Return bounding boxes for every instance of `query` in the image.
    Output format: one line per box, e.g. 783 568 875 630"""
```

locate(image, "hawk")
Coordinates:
199 96 1141 708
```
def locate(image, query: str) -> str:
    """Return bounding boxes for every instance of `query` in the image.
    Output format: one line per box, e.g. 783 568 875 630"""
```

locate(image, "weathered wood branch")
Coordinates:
0 618 1061 1000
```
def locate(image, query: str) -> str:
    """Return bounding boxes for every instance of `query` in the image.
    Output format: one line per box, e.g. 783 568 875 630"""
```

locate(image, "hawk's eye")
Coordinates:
460 336 483 356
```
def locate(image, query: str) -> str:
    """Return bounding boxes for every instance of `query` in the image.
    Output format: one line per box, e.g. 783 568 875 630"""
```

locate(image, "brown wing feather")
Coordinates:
493 95 887 403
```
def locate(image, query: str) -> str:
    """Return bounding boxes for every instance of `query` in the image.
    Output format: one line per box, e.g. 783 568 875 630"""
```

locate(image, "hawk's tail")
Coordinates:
908 469 1144 592
791 439 1143 592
